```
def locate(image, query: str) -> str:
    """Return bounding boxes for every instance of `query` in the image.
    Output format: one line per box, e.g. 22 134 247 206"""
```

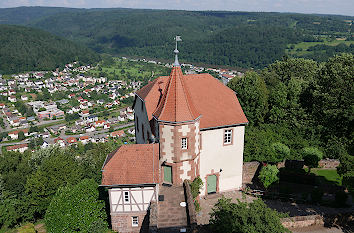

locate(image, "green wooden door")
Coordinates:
207 175 217 194
163 166 172 183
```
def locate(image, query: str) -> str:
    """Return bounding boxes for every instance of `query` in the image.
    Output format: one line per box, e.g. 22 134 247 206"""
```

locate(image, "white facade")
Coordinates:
199 125 245 195
109 186 158 213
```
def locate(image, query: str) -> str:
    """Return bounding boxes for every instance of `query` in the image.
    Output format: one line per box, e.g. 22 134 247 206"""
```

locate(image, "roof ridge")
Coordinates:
152 66 200 122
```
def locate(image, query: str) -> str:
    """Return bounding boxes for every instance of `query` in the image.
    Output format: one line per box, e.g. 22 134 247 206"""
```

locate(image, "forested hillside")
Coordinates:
0 7 83 25
0 7 352 69
227 53 353 165
0 25 100 74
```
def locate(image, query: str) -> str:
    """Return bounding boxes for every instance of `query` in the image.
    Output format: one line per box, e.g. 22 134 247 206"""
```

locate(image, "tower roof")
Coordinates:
152 66 200 122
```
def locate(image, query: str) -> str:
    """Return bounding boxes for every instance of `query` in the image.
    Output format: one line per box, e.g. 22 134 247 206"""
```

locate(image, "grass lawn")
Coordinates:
311 168 342 186
286 40 354 56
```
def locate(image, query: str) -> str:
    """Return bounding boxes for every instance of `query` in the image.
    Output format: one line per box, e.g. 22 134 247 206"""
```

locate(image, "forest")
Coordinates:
0 25 100 74
0 7 352 71
227 53 353 192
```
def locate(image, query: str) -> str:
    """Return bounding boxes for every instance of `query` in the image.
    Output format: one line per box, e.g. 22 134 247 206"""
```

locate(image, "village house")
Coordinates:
8 129 29 140
6 143 29 153
101 44 248 232
54 137 66 147
110 130 125 138
85 125 96 133
66 137 77 144
8 95 16 102
79 136 90 144
94 120 106 128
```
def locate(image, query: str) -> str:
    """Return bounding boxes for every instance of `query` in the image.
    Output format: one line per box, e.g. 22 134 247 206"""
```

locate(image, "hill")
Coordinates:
0 6 83 25
0 7 353 69
0 24 100 74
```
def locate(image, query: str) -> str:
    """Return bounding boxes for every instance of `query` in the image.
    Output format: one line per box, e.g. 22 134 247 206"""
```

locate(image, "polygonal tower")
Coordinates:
152 37 201 185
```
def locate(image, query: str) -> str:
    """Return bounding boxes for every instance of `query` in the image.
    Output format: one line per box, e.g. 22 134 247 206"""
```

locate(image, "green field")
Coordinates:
88 58 169 82
286 40 354 56
311 168 342 186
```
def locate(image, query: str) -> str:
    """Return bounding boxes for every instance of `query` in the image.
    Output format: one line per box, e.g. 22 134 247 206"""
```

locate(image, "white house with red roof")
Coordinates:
6 143 28 153
94 120 106 128
54 137 66 147
79 136 90 144
101 39 248 232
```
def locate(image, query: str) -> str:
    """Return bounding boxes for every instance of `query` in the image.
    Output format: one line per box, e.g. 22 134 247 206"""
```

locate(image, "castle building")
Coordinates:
101 37 248 232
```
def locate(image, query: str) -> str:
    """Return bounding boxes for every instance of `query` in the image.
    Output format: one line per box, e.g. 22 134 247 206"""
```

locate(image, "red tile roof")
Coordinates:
7 143 28 151
67 137 77 143
79 136 89 140
136 72 248 129
110 130 125 137
9 129 29 135
101 144 159 186
152 66 200 122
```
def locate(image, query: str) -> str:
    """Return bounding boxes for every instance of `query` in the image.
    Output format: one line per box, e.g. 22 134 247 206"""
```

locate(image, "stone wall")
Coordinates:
111 211 148 233
277 159 340 169
183 180 197 230
242 161 260 185
149 201 158 233
281 212 353 229
318 159 340 168
281 215 324 229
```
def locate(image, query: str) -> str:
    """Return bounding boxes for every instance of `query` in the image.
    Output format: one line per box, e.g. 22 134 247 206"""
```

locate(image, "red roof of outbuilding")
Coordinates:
152 66 200 122
136 72 248 129
101 144 159 186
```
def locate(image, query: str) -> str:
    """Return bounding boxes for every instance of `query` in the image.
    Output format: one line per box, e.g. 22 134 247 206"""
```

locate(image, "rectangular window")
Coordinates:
224 129 232 145
124 191 130 202
132 216 139 227
181 138 188 149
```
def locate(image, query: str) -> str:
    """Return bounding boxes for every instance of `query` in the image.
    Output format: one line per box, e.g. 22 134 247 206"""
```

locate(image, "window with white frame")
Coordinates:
124 191 130 202
224 129 232 145
132 216 139 227
181 138 188 149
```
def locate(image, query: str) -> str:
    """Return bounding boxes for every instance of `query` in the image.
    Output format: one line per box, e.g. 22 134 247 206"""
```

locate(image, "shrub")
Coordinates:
335 190 348 207
271 142 290 162
190 177 203 212
210 197 289 233
303 147 323 172
17 223 36 233
190 176 203 199
258 165 279 189
45 179 108 233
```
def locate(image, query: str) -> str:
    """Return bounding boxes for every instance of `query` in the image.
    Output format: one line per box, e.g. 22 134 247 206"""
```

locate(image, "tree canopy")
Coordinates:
210 197 289 233
45 179 108 233
0 24 100 74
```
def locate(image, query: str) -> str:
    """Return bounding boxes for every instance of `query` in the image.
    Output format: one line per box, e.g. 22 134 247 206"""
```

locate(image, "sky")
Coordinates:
0 0 353 16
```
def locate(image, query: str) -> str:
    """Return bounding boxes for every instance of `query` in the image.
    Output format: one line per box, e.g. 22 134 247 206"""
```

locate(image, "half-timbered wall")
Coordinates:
109 186 158 213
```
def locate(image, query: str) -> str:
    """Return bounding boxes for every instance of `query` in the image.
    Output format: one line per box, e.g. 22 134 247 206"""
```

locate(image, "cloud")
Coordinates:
0 0 353 16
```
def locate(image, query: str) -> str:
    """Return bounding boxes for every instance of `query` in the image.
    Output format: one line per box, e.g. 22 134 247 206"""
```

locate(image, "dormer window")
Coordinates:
181 138 188 149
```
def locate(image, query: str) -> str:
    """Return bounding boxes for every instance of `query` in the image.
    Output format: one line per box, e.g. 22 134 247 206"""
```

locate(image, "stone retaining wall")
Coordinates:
281 212 353 229
183 180 198 230
281 215 324 229
318 159 340 168
277 159 340 169
149 201 158 233
242 161 260 185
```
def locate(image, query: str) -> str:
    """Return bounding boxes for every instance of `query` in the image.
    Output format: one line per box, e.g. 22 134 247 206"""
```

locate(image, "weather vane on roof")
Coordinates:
174 35 182 66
